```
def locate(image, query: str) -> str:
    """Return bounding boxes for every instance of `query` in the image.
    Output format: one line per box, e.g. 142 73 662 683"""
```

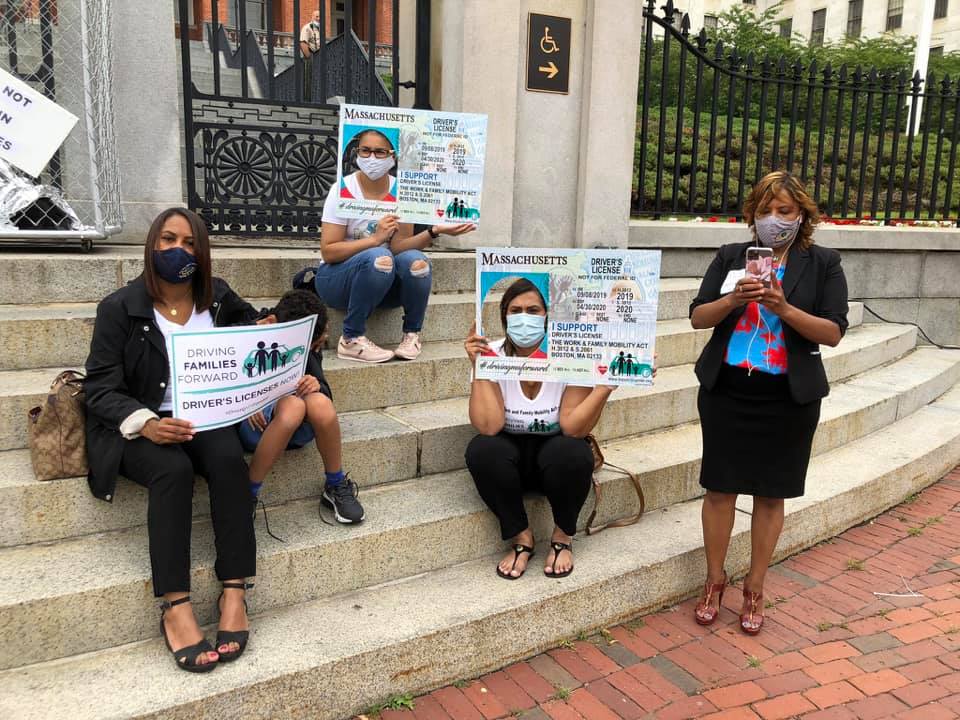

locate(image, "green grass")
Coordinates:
846 559 865 571
551 686 572 701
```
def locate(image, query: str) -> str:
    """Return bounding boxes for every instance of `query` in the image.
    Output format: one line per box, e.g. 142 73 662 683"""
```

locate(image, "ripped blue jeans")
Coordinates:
314 246 432 339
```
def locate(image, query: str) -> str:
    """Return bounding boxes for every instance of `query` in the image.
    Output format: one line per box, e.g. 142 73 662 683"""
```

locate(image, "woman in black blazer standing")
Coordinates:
689 171 848 635
85 208 261 672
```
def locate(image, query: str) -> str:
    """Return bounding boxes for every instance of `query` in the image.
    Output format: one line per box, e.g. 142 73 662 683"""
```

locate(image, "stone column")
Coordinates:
433 0 520 249
574 0 643 248
111 0 185 240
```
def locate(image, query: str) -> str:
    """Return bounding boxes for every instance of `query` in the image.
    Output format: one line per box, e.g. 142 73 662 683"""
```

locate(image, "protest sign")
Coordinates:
170 316 317 431
336 103 487 225
0 68 78 177
475 248 661 386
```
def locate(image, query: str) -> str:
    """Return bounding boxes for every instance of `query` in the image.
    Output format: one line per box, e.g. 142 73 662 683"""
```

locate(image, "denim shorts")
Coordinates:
237 399 315 452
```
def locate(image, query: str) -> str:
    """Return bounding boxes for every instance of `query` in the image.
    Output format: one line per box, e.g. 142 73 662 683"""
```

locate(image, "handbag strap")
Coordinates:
52 370 86 396
584 434 646 535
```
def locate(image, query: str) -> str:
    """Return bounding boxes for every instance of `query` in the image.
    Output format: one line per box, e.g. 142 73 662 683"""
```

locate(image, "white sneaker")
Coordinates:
337 335 394 363
394 332 422 360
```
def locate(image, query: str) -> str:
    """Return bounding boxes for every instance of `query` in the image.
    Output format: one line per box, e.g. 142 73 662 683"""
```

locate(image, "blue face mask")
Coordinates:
506 313 546 348
153 246 198 284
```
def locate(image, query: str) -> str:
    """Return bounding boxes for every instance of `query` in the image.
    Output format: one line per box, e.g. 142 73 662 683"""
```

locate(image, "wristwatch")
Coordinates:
428 226 440 239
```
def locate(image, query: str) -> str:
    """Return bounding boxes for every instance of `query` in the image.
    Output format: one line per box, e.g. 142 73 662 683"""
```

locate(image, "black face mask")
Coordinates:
152 247 197 284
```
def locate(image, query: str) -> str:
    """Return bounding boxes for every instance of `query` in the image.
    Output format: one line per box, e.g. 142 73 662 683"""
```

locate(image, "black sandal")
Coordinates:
159 596 218 673
216 581 254 662
496 544 535 580
544 541 574 578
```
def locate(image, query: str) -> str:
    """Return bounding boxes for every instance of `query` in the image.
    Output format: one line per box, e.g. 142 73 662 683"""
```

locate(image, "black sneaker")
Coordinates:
321 475 365 524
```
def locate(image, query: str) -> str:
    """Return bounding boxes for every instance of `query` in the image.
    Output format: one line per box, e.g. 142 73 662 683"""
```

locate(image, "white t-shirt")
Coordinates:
153 307 214 412
485 339 568 435
320 172 399 263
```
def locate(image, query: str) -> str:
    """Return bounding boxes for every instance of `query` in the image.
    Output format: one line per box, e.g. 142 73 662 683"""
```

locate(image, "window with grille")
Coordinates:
811 9 826 47
934 0 948 19
887 0 903 31
704 14 718 31
847 0 862 37
779 18 793 38
743 0 756 5
930 46 945 58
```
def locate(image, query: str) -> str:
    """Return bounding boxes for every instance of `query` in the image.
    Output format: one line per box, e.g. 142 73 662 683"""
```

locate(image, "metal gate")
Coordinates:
177 0 430 237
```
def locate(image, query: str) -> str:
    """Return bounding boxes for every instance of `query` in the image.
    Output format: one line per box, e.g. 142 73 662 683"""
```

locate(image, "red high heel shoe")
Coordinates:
740 588 764 635
694 572 727 626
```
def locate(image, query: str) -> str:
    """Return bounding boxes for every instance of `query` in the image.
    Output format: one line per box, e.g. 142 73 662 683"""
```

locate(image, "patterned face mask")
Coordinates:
755 214 801 248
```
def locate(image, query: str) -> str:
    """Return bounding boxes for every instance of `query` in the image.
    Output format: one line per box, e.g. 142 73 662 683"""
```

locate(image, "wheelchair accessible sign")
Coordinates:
526 13 571 94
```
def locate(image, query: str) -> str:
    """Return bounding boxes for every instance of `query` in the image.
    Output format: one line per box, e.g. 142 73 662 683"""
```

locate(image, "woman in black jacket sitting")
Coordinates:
85 208 260 672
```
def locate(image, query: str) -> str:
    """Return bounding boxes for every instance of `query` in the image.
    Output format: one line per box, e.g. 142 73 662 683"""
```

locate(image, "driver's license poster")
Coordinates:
474 248 661 386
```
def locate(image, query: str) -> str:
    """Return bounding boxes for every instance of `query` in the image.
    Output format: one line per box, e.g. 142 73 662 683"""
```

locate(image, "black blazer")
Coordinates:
84 276 258 501
689 241 849 405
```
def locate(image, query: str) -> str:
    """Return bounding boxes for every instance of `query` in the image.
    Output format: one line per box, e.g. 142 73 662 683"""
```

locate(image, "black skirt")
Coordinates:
698 364 821 498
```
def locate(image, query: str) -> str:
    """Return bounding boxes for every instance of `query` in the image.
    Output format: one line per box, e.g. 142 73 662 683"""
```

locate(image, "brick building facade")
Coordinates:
176 0 393 46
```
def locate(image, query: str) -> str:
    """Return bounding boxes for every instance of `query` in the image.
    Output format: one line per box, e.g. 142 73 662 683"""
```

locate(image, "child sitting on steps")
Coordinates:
240 290 365 524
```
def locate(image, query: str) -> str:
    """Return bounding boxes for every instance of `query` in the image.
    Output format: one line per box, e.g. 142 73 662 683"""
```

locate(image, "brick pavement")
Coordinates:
362 469 960 720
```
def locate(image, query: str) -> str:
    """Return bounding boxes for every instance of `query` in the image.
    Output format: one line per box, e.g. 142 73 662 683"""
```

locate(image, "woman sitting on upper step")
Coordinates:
689 170 849 636
462 278 654 580
84 207 263 673
316 127 476 364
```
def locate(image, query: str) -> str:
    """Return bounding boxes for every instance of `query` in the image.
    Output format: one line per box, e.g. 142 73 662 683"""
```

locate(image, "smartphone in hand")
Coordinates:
745 246 773 288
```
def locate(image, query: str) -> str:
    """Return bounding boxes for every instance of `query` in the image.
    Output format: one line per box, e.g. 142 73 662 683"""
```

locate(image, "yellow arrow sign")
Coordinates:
538 62 559 79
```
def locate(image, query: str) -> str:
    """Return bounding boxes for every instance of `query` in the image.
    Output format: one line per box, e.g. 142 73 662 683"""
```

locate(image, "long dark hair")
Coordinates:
143 207 214 312
499 277 547 357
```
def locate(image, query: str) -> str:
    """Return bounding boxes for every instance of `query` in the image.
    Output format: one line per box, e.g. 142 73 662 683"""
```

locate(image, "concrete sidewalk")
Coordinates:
364 469 960 720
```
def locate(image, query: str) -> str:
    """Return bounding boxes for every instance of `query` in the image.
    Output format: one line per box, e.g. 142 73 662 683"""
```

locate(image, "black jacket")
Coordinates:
689 241 849 405
84 276 259 501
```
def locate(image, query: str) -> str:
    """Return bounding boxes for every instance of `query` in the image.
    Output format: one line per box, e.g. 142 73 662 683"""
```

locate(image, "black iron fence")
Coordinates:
633 0 960 225
176 0 431 237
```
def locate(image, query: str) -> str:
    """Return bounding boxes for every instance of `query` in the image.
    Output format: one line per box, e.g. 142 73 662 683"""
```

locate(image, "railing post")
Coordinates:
414 0 431 109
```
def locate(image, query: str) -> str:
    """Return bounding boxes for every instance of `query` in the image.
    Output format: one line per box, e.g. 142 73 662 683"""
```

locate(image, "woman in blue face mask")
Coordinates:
689 172 849 635
84 208 264 673
462 278 618 580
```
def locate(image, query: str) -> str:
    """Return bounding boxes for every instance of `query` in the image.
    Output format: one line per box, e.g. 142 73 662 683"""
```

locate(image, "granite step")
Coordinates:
0 248 476 305
0 343 953 669
0 318 908 548
0 277 714 370
3 382 960 719
0 306 879 450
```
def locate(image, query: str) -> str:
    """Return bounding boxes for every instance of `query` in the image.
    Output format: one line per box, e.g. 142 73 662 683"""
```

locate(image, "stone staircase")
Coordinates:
1 247 960 719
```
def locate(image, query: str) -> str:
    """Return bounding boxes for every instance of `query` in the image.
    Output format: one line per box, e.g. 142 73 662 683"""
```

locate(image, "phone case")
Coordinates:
745 247 773 287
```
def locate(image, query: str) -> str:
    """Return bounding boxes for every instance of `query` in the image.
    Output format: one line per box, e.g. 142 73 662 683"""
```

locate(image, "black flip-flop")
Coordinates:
496 544 535 580
544 541 574 578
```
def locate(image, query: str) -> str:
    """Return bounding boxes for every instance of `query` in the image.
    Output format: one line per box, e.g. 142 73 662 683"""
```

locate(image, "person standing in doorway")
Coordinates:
299 10 322 101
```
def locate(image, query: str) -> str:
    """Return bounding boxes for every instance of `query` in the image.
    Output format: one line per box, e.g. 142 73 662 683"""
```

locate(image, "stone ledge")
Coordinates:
629 219 960 251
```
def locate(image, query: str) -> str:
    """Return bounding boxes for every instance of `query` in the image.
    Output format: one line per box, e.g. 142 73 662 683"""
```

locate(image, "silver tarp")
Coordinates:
0 159 83 231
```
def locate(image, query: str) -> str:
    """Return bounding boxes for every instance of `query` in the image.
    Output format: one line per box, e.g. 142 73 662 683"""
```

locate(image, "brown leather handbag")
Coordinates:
27 370 88 481
584 434 646 535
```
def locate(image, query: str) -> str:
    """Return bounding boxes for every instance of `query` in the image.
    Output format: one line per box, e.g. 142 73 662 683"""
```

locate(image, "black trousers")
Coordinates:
465 432 594 540
120 426 256 597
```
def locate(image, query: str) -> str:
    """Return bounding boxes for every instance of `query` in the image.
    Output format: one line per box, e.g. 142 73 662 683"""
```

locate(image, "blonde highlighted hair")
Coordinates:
743 171 820 250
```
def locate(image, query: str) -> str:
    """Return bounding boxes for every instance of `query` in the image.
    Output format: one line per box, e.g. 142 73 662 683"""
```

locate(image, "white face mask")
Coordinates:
356 155 394 181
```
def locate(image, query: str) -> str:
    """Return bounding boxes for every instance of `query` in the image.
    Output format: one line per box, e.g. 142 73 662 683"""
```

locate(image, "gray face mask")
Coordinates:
754 214 801 248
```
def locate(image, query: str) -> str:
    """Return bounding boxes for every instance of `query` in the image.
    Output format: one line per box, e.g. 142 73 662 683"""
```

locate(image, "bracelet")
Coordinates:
428 226 440 240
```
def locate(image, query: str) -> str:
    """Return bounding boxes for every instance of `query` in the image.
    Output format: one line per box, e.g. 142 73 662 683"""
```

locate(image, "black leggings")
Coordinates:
465 432 594 540
119 426 256 597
